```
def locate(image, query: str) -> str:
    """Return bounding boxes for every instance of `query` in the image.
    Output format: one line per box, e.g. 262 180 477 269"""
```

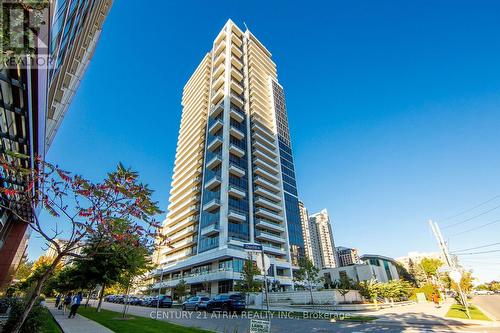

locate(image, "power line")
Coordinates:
441 194 500 222
452 242 500 253
443 203 500 229
450 218 500 237
454 249 500 256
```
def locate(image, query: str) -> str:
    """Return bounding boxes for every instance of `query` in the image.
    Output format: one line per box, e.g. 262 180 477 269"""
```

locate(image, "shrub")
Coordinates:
3 297 49 333
411 283 439 301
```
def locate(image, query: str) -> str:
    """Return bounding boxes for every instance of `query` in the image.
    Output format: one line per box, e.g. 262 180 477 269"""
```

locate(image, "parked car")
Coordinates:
141 297 154 306
104 295 115 302
182 296 211 311
206 293 245 313
149 295 173 308
126 296 142 305
473 290 494 295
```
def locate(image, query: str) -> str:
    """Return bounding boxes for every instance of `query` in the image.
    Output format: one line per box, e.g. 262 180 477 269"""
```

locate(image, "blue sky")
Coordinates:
30 0 500 282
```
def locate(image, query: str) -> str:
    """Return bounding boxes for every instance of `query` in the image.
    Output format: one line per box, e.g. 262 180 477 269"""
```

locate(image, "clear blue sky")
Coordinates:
29 0 500 282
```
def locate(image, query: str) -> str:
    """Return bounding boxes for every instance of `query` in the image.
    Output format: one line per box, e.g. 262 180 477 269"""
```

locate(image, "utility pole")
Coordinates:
429 220 470 319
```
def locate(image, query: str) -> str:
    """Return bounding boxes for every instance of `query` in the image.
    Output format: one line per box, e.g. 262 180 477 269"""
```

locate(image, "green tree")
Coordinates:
420 258 443 280
357 279 380 302
14 258 33 281
294 257 323 306
336 275 355 302
395 262 417 286
234 259 262 295
173 279 189 301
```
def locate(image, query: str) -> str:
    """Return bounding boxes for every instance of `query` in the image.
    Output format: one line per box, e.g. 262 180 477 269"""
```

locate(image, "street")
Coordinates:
473 295 500 321
95 301 500 333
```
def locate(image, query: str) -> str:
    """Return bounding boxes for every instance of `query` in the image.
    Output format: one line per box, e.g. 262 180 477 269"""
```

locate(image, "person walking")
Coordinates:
68 292 83 318
63 293 72 315
55 294 62 309
431 292 441 308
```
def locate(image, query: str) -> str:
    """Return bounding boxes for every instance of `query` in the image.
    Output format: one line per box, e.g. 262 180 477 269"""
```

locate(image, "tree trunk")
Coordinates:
84 286 93 308
309 286 314 308
122 281 131 319
96 282 105 312
11 254 63 333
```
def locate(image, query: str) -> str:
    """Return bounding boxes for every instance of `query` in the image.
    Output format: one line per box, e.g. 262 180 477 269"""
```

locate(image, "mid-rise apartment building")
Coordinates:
309 209 338 269
0 0 112 288
336 246 359 267
154 20 304 295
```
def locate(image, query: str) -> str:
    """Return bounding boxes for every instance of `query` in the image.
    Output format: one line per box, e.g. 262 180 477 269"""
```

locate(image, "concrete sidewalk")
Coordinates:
47 303 114 333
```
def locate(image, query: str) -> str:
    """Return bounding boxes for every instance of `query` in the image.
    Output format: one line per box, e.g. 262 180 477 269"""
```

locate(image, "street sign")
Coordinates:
244 243 263 251
250 252 271 272
250 319 271 333
449 270 462 283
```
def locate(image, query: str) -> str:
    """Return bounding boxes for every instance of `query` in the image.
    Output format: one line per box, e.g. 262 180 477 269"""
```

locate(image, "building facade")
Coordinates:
309 209 338 269
0 0 112 288
298 201 315 264
154 20 304 295
336 246 359 267
360 254 400 282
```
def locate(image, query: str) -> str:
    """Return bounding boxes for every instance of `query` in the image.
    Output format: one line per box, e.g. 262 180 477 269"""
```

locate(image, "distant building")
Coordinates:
298 201 315 264
321 254 400 286
309 209 338 268
336 246 359 267
396 251 442 270
44 239 83 265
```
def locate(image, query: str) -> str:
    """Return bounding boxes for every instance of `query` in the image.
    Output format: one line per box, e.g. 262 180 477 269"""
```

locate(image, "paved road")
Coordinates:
94 301 500 333
474 295 500 321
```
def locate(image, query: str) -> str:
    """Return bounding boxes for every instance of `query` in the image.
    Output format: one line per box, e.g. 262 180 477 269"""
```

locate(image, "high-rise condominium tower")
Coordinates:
309 209 338 269
155 20 304 295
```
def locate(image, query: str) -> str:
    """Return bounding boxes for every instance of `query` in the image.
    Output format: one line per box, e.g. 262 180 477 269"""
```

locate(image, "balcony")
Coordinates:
206 154 222 169
214 41 226 57
263 244 287 256
254 175 280 192
251 121 275 142
230 79 244 95
229 144 245 158
230 93 244 108
231 56 244 70
254 167 280 184
253 156 278 174
231 67 243 82
204 175 221 190
255 207 283 223
254 186 281 202
253 150 277 167
230 126 244 140
231 33 243 48
212 75 224 90
255 196 282 212
232 44 243 58
210 102 224 117
207 136 223 152
230 107 245 123
228 185 246 199
208 119 223 135
228 209 246 223
201 224 220 237
211 88 224 105
253 140 277 159
255 219 285 233
253 132 276 151
255 230 286 244
229 163 245 177
213 52 225 67
203 198 221 212
213 62 225 78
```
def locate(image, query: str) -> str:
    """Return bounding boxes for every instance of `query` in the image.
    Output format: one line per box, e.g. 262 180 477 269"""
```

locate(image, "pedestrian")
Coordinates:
55 294 61 308
68 292 83 318
63 293 72 315
431 292 440 308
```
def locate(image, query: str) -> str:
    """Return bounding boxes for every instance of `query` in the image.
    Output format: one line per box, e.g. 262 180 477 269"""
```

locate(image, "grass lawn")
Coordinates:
446 304 491 321
41 308 63 333
78 306 212 333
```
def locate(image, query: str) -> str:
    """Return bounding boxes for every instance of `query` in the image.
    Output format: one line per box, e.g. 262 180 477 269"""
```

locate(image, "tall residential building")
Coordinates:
155 20 304 295
0 0 112 288
336 246 359 267
298 201 314 264
309 209 338 269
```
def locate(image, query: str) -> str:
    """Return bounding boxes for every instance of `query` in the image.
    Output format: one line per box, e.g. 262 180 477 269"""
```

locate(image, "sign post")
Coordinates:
244 243 270 314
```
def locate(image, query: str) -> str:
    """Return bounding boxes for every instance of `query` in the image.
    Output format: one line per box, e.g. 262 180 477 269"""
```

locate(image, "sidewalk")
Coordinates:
47 303 114 333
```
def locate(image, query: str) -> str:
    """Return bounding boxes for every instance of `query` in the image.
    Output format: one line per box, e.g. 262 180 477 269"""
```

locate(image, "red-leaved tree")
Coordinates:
0 153 163 333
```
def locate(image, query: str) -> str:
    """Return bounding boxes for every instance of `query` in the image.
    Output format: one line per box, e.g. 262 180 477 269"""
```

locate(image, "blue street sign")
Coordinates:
243 243 263 251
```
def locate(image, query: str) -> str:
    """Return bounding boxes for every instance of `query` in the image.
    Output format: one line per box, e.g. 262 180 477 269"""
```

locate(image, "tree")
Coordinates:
395 262 417 286
14 258 33 281
357 279 380 303
0 154 162 333
336 275 355 302
173 279 189 301
420 258 443 281
294 257 323 306
234 259 262 295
